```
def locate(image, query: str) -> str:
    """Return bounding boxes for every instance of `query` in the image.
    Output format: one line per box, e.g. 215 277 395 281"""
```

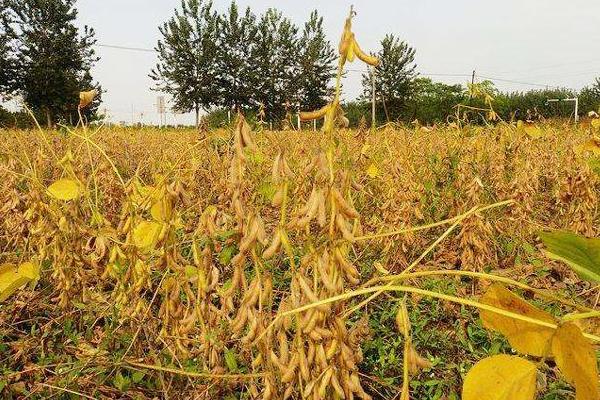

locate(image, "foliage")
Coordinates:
250 9 299 122
3 0 101 127
361 34 418 123
540 230 600 283
409 77 466 124
579 78 600 115
214 2 258 111
296 11 336 113
149 0 220 125
1 121 599 399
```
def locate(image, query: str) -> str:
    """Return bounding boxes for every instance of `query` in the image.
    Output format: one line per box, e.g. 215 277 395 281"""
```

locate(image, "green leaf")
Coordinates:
218 245 237 266
539 230 600 283
224 348 238 373
132 371 146 384
113 371 131 391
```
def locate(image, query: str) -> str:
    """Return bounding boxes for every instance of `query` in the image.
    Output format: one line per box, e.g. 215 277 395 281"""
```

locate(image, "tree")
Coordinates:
362 34 417 123
580 77 600 115
0 0 16 95
297 10 336 113
5 0 100 127
215 2 257 111
409 77 465 124
251 9 300 122
150 0 219 126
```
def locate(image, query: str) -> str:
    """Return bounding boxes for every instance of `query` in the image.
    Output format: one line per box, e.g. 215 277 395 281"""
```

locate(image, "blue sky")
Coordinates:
71 0 600 125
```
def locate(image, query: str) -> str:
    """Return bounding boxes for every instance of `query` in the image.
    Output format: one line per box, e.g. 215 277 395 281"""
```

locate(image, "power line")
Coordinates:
97 43 156 53
476 74 566 90
95 42 586 90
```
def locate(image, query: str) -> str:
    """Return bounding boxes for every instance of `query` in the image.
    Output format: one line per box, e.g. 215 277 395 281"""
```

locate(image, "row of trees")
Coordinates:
0 0 598 128
151 0 336 125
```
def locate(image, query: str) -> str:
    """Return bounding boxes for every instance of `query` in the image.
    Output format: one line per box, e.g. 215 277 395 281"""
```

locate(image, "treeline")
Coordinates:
1 0 599 129
344 77 600 127
150 0 336 125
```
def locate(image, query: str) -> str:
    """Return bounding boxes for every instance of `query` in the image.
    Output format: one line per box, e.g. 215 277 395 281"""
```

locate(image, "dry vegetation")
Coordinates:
1 118 599 399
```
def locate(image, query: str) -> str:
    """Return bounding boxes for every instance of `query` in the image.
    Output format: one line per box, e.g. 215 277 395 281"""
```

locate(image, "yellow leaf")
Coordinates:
79 89 97 109
360 144 371 157
574 137 600 156
132 220 162 250
524 125 544 139
462 355 537 400
366 163 379 178
591 119 600 130
552 322 600 400
150 199 171 222
0 262 40 302
47 178 80 201
480 283 556 356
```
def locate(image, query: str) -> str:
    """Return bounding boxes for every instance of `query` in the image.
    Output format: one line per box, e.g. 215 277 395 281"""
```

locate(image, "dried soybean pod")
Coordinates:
299 345 310 381
272 152 282 182
300 103 331 121
336 214 355 242
271 186 284 207
330 372 346 399
332 187 359 218
352 37 379 66
262 229 282 259
318 368 334 398
281 353 298 383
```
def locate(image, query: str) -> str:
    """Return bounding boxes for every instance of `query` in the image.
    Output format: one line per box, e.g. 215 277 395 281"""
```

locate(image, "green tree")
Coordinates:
150 0 219 126
362 34 417 123
494 88 577 121
580 77 600 115
5 0 100 127
409 77 465 124
251 9 300 122
297 11 336 113
0 0 16 94
216 2 257 110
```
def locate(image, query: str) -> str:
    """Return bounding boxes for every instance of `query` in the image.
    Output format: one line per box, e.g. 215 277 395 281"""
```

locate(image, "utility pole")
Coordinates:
371 65 376 130
468 70 476 102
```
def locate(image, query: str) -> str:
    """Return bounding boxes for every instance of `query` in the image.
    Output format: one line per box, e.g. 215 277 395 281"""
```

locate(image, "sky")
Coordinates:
64 0 600 125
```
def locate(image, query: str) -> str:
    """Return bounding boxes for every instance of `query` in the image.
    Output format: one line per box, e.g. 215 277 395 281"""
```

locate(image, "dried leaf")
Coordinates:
552 322 600 400
47 178 80 201
480 283 556 356
539 230 600 283
462 355 537 400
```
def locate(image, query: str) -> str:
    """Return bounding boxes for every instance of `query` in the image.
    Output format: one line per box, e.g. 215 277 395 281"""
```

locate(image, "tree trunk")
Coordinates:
45 108 52 129
195 103 199 127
